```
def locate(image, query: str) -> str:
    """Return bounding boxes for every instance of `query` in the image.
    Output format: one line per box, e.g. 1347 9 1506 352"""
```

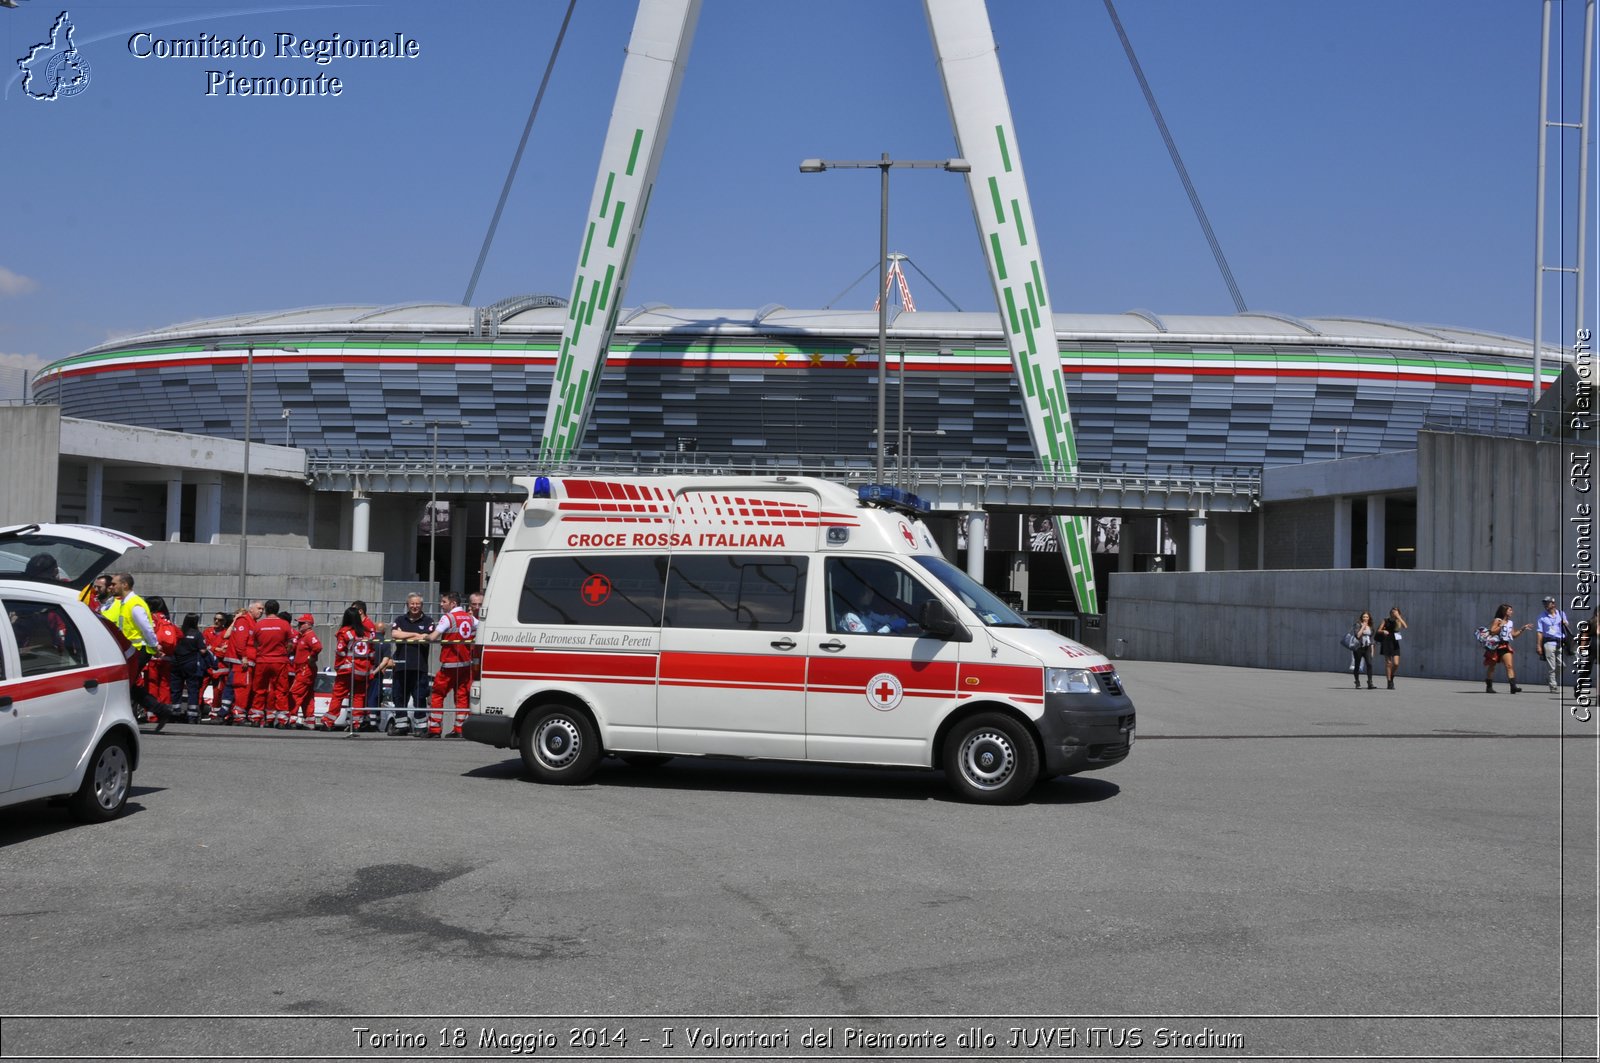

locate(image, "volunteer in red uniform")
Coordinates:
202 612 232 720
253 600 295 727
223 602 262 725
142 595 181 709
289 614 323 726
325 606 373 730
425 591 477 737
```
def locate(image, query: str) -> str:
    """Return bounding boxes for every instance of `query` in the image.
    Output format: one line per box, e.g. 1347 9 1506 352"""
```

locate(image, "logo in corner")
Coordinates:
18 10 92 102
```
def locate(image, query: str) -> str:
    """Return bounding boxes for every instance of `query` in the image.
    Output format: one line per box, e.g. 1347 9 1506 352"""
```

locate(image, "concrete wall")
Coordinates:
116 540 384 620
1418 430 1594 573
0 406 60 525
1109 569 1586 682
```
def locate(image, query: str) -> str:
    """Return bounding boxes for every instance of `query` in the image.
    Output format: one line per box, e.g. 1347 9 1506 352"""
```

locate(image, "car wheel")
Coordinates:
943 712 1039 804
68 734 133 823
520 706 601 784
617 753 673 769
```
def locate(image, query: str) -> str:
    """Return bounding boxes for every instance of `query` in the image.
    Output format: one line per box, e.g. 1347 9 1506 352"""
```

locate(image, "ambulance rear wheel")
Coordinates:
618 753 673 769
520 706 600 784
943 713 1039 804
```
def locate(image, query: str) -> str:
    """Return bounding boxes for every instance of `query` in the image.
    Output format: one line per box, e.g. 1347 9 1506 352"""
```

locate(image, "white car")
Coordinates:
0 523 149 822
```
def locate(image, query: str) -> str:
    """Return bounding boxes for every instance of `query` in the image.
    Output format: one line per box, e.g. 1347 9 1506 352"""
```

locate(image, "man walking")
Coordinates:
1536 595 1572 693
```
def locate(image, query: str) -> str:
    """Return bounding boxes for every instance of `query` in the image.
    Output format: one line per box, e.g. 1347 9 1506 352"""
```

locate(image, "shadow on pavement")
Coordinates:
463 756 1120 804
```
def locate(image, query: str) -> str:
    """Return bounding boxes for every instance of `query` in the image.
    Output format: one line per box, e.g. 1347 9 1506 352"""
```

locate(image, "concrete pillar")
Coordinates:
195 480 222 544
1118 515 1135 573
351 492 370 553
1187 510 1208 572
1008 553 1030 611
1365 494 1387 569
1332 496 1353 569
85 460 103 525
965 511 987 582
449 501 468 593
165 475 183 543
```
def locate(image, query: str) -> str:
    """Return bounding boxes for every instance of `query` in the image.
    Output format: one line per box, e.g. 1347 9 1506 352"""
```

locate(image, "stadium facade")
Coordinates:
32 299 1548 466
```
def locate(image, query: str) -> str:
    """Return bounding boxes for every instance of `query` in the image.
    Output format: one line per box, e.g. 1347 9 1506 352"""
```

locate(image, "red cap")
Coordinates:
297 614 315 625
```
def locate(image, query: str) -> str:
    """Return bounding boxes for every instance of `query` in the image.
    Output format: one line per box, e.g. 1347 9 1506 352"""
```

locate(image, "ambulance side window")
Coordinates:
663 555 807 632
3 600 87 676
826 558 929 636
516 555 667 626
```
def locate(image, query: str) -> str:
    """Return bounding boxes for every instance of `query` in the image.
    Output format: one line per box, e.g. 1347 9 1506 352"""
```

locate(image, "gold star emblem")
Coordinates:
844 351 859 368
774 351 789 366
808 352 824 367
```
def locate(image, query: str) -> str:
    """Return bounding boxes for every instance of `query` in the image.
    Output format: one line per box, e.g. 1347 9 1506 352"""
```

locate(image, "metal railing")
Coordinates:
305 448 1262 504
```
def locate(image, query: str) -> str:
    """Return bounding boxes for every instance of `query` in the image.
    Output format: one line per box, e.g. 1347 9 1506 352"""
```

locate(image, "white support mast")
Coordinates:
923 0 1099 613
540 0 701 461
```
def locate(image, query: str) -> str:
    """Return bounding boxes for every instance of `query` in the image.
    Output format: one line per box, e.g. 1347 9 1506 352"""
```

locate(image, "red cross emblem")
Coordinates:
899 521 916 547
866 672 903 711
581 574 612 606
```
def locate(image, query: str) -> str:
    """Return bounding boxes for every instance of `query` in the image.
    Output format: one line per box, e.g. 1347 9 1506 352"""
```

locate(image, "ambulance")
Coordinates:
463 476 1133 803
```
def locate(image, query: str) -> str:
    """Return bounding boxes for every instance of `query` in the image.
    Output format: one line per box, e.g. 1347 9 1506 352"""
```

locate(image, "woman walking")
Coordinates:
1484 603 1531 694
1376 606 1407 689
1349 611 1376 689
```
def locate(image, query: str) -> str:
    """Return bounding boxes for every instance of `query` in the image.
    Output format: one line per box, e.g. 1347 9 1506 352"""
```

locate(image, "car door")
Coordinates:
2 594 107 792
0 613 19 793
655 553 809 758
804 556 963 766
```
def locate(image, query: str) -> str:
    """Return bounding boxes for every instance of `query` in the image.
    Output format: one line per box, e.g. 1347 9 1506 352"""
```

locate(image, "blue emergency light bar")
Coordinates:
532 476 553 498
858 484 930 516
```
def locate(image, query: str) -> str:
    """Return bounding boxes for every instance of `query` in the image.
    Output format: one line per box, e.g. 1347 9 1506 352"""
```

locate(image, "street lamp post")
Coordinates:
800 154 970 481
240 344 253 603
879 427 946 488
207 343 297 604
402 417 471 593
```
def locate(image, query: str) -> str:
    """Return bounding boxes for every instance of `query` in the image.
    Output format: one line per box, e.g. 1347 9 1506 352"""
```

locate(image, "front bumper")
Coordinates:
1035 692 1136 776
462 712 515 749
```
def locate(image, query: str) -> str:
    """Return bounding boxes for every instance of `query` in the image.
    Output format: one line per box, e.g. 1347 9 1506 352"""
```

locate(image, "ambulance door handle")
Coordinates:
83 679 99 692
769 638 797 651
0 696 11 710
818 640 847 652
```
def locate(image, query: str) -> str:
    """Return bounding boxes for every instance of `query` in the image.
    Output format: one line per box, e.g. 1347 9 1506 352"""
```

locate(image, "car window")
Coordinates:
3 600 88 676
825 557 933 636
663 555 807 632
518 555 667 627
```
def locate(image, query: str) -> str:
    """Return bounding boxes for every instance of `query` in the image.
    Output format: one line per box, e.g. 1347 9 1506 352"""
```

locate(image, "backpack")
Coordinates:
154 614 180 655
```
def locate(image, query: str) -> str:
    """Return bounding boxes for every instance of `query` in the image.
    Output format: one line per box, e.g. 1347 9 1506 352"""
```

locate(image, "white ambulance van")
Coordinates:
463 475 1133 803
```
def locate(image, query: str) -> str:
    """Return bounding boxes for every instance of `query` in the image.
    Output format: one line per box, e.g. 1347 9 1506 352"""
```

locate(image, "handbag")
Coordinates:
1341 631 1360 651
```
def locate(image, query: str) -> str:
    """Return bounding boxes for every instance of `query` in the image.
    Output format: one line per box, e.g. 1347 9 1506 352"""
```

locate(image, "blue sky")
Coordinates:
0 0 1593 377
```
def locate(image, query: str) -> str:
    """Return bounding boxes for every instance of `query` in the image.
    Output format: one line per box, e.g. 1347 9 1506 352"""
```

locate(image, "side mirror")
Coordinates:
919 599 970 642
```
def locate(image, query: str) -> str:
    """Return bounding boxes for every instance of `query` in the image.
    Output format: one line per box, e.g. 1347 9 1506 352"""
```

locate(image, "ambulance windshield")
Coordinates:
911 555 1031 628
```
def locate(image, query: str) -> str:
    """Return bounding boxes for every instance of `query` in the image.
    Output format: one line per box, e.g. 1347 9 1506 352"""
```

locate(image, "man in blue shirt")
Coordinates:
1536 595 1571 692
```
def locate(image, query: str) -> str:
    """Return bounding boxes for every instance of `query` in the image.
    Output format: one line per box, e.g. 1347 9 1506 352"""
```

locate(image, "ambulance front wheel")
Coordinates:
943 713 1040 804
520 705 601 784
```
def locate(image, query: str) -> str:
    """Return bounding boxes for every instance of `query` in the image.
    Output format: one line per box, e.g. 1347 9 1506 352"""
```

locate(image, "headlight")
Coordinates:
1045 667 1100 694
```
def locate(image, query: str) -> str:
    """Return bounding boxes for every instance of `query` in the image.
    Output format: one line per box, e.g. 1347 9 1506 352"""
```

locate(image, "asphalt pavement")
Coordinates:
1 660 1594 1063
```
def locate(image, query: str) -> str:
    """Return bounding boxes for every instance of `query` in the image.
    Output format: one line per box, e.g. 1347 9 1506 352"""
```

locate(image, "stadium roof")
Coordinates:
78 299 1544 361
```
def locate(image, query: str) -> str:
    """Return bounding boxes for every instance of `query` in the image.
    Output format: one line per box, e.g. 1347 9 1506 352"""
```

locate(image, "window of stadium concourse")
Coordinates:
1348 497 1418 569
